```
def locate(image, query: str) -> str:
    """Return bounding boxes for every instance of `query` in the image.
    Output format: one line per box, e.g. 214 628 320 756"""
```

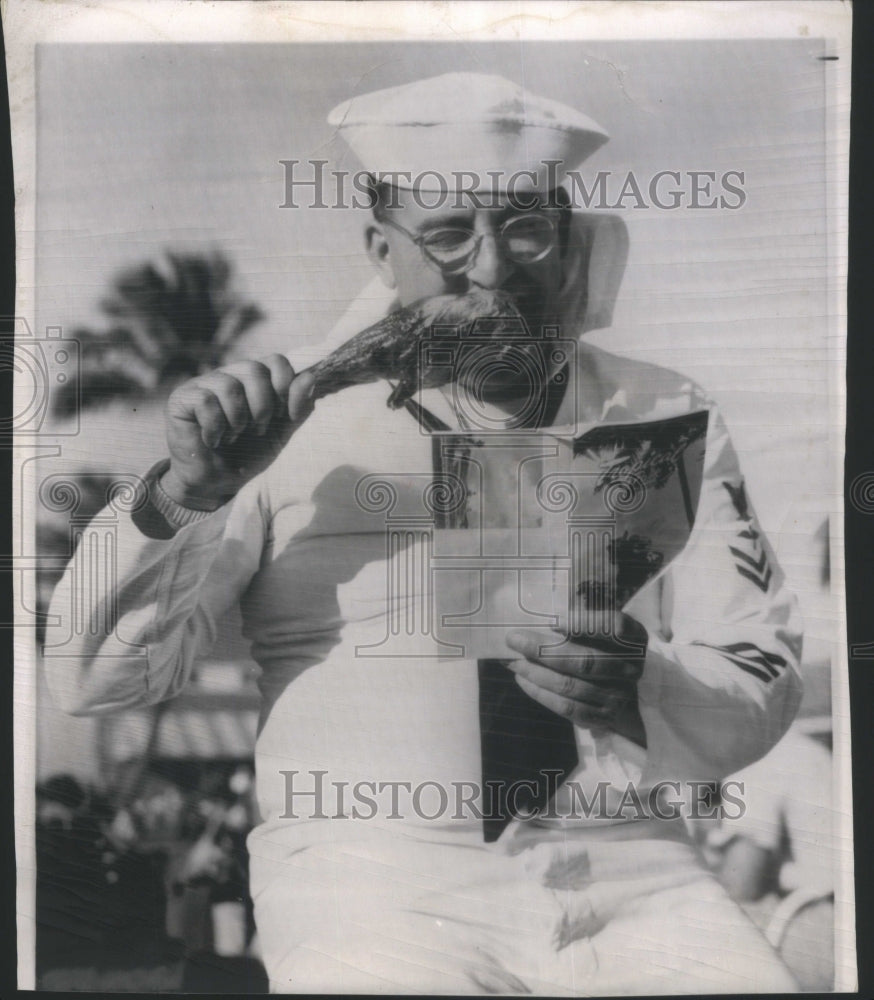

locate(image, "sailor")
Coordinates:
47 73 802 993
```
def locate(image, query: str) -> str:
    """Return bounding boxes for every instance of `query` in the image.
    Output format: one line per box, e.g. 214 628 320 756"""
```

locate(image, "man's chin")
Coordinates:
455 342 553 408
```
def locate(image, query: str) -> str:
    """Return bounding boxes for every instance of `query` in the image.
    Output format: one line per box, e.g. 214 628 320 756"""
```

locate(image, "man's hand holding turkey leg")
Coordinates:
161 356 316 510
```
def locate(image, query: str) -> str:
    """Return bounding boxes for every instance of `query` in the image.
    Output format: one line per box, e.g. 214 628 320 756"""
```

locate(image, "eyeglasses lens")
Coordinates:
422 229 479 273
501 215 556 262
421 215 557 274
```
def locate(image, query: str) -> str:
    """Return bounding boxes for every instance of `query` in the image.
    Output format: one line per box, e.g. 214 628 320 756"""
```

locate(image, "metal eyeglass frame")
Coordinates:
377 213 558 276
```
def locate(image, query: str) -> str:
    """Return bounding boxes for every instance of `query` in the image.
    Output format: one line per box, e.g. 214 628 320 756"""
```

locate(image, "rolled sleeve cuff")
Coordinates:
132 459 223 539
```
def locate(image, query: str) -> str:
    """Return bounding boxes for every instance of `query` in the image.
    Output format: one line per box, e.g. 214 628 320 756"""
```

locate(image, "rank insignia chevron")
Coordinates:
723 479 772 593
723 479 752 521
728 545 773 592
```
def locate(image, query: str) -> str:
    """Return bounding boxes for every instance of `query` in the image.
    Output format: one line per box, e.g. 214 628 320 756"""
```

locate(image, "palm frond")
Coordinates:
51 250 265 417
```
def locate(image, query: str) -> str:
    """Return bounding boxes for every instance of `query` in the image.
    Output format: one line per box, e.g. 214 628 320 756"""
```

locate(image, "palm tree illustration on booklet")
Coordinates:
572 411 709 514
569 410 710 616
577 531 665 612
51 251 264 418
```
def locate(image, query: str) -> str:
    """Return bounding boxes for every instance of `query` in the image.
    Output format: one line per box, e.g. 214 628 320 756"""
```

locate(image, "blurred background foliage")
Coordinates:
52 250 263 419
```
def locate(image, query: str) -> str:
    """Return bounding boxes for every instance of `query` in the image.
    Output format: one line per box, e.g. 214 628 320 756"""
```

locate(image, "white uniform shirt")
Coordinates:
46 330 802 862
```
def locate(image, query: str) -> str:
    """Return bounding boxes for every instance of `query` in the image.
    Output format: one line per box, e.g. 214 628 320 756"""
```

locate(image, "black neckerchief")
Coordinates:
400 365 578 841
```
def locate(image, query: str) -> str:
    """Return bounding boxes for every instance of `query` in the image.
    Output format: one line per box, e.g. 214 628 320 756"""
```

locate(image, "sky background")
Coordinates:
35 37 835 618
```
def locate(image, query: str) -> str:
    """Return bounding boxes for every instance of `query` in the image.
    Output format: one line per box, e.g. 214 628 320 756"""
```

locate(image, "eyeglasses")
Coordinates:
379 213 559 276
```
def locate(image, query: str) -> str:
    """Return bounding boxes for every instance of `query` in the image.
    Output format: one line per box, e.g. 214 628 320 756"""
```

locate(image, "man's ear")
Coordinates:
365 222 397 290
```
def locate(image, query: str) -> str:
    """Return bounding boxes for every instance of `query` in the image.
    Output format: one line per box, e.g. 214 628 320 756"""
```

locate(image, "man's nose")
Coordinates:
466 230 514 289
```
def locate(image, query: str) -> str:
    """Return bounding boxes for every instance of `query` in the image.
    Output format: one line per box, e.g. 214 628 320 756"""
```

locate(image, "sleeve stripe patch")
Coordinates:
728 547 769 573
716 642 787 669
734 564 773 593
725 659 773 684
691 641 787 683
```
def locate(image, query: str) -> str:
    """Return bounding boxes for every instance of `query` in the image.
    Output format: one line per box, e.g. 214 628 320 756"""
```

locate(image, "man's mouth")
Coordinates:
495 279 552 338
453 282 559 408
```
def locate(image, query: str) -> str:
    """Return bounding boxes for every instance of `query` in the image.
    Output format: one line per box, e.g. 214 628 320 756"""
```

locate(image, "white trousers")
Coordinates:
250 823 798 995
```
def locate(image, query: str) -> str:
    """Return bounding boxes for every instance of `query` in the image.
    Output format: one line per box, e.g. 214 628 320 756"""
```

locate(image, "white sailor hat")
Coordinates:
328 72 608 194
